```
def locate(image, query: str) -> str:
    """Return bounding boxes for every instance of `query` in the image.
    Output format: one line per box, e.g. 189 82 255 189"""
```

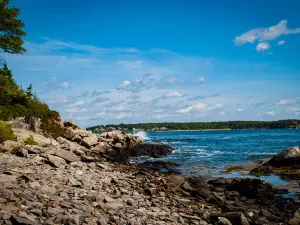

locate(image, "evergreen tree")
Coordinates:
0 0 26 54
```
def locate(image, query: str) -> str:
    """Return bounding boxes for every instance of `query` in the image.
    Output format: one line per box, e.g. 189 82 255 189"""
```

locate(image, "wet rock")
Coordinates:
129 143 173 158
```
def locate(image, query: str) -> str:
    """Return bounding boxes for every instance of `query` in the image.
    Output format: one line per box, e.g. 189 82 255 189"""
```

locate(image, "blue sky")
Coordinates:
4 0 300 127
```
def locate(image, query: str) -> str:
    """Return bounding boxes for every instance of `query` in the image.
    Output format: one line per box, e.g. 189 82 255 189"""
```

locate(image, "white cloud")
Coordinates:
276 97 299 106
220 111 226 116
117 80 130 89
236 108 243 112
176 103 223 113
278 40 285 46
68 100 85 108
149 114 169 119
234 20 300 45
154 109 164 113
264 111 278 116
288 108 300 115
116 112 133 119
195 76 205 84
256 42 270 52
164 92 183 98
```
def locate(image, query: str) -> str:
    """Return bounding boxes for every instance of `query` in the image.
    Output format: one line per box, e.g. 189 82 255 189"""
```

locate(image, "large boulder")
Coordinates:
6 117 30 130
82 134 98 147
251 146 300 175
12 128 52 147
128 143 173 158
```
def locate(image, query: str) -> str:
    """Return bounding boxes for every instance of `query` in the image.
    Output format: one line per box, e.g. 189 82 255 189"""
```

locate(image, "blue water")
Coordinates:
134 129 300 183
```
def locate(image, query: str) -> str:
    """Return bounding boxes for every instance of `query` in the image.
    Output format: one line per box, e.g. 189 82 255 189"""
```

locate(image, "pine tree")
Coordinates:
0 0 26 54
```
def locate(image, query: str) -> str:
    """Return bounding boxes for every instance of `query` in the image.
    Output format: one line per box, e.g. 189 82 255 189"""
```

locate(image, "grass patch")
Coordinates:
24 135 38 145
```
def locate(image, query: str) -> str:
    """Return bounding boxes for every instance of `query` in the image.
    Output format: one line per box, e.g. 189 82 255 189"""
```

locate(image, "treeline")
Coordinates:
87 120 300 132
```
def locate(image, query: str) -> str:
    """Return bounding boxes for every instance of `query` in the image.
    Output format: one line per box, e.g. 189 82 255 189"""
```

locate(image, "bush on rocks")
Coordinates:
0 120 16 143
24 135 38 145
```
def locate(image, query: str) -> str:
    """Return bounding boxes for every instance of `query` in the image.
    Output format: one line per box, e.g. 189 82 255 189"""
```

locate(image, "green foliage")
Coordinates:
24 135 38 145
0 120 16 142
87 120 300 132
0 0 26 54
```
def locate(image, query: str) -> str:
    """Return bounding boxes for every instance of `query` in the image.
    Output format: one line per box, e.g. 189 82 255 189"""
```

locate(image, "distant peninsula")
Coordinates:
87 119 300 132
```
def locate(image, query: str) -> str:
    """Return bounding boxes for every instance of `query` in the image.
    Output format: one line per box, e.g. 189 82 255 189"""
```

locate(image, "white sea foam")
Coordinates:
134 131 150 140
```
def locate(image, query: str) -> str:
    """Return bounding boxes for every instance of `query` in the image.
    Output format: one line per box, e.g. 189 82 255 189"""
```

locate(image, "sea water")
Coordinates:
133 129 300 189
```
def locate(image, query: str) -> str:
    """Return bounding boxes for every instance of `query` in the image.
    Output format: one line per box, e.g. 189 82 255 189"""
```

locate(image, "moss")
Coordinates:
24 135 38 145
0 120 16 143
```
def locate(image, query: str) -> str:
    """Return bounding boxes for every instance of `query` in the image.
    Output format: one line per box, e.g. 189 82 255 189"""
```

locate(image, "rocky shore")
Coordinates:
1 117 300 225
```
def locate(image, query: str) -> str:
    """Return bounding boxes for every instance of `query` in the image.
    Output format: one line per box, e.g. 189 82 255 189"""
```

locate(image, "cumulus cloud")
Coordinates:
234 20 300 45
236 108 243 112
276 97 300 106
278 40 285 46
68 100 85 108
256 42 270 52
264 111 278 116
154 109 164 113
220 111 226 116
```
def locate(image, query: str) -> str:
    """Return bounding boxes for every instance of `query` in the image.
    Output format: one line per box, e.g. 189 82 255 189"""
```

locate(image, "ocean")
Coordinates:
133 129 300 188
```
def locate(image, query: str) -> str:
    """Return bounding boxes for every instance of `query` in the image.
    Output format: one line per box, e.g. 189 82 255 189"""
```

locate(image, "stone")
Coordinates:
16 149 28 158
82 134 98 147
10 215 37 225
12 128 51 147
81 155 95 162
54 149 78 162
41 185 57 196
48 155 67 168
104 202 123 210
218 217 233 225
1 140 22 152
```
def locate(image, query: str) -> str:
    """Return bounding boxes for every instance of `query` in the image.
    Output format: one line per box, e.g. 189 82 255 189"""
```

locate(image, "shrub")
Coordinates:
0 120 16 143
24 135 38 145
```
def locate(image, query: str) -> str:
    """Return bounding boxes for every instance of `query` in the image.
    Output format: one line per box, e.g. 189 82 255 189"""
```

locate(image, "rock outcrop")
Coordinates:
251 146 300 175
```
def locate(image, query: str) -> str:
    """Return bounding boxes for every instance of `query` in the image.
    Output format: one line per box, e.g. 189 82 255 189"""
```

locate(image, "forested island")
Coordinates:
87 119 300 132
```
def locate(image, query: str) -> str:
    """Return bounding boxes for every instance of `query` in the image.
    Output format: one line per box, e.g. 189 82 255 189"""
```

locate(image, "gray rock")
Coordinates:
54 149 78 162
1 140 22 152
48 155 67 168
10 215 37 225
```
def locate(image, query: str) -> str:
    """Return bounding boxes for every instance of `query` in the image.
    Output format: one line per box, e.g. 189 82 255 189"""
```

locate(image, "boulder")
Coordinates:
0 140 23 151
266 146 300 168
82 134 98 147
251 146 300 175
48 155 67 168
12 128 51 147
209 178 273 199
6 117 30 130
128 143 173 158
54 149 78 163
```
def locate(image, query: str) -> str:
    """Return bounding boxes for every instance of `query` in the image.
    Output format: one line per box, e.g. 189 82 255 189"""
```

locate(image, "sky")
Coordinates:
4 0 300 127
